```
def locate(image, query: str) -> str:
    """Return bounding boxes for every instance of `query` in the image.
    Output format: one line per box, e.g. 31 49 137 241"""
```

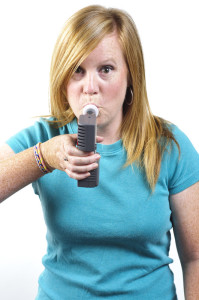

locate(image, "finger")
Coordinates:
65 169 91 180
65 161 99 174
68 153 101 166
67 145 94 157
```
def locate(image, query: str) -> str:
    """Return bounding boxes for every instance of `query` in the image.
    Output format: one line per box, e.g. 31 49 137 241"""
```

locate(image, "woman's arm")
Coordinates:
170 181 199 300
0 145 44 202
183 260 199 300
0 134 102 203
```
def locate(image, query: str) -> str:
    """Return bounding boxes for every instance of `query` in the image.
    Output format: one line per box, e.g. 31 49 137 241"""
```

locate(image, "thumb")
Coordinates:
96 135 104 143
71 133 103 143
68 133 78 145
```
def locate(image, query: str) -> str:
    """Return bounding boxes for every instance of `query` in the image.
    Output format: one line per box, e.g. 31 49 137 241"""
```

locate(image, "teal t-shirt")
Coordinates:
6 118 199 300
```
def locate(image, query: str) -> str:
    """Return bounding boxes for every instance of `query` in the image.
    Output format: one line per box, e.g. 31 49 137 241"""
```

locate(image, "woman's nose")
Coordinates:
83 72 99 95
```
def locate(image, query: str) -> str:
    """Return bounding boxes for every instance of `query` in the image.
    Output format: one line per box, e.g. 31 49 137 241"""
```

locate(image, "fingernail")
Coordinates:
92 163 98 168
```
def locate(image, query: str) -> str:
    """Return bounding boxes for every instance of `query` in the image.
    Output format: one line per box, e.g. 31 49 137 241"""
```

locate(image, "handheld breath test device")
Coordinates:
77 104 99 188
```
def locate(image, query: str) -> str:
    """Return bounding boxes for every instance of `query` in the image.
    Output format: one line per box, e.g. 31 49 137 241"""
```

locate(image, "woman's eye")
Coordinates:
72 66 84 79
101 65 114 74
75 66 83 74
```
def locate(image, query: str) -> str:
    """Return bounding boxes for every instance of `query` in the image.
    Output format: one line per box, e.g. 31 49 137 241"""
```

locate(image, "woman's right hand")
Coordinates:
40 134 103 180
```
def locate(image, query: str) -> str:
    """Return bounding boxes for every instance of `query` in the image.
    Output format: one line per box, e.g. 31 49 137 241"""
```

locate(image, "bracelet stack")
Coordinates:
33 142 51 174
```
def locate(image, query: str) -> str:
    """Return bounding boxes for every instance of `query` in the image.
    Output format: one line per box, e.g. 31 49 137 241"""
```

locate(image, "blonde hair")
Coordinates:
49 5 180 191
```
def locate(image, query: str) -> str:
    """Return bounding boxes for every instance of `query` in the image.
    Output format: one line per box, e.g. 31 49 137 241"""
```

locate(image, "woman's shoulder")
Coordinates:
169 123 189 142
36 117 70 137
6 117 70 154
167 122 197 154
160 121 199 194
159 119 198 167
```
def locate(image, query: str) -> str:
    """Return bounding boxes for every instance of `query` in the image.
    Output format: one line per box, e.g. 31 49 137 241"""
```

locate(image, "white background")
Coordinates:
0 0 198 299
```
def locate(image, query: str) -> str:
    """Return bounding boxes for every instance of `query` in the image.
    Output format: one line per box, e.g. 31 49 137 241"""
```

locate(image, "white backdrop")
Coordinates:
0 0 198 299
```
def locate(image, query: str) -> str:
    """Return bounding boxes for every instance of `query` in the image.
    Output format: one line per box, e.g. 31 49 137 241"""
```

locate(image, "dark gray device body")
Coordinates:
77 112 99 187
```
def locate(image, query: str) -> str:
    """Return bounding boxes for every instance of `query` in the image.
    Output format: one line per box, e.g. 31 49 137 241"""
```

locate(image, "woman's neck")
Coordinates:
97 124 121 145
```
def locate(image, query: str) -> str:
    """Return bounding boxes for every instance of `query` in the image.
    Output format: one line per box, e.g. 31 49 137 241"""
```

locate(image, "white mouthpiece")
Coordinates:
83 104 99 116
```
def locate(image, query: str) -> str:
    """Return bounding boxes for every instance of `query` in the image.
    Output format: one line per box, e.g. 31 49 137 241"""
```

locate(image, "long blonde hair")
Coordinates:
49 5 180 191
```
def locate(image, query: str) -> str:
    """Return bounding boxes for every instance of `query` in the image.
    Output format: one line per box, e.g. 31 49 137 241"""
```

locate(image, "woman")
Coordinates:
1 5 199 300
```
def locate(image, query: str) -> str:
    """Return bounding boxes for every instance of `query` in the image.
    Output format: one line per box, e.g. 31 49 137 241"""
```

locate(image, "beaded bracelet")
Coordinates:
33 142 51 174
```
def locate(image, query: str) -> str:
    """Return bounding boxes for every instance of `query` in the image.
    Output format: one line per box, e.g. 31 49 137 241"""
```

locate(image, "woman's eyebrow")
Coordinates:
99 58 117 65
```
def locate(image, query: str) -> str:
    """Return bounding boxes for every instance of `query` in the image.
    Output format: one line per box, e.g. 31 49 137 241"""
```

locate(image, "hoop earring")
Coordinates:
126 86 133 105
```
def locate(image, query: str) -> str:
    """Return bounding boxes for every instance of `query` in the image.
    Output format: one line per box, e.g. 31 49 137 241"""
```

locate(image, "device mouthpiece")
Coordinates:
83 104 99 117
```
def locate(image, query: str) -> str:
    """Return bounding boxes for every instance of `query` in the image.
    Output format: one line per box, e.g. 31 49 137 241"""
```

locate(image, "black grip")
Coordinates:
77 113 99 188
78 167 99 188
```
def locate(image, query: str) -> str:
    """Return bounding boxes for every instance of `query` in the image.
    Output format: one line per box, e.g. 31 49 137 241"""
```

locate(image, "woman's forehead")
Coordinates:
81 32 125 65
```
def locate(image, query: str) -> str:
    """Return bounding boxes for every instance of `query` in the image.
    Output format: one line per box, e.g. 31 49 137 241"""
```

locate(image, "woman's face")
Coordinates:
65 32 129 132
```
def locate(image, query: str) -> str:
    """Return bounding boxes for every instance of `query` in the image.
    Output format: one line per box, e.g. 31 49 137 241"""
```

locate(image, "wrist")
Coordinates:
34 142 54 173
40 142 55 172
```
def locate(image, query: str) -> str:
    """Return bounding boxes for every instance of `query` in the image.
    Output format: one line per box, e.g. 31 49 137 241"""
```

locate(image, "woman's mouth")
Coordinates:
83 103 100 109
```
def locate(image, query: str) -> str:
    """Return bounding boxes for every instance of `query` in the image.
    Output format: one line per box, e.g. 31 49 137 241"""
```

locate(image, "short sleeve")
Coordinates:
6 118 61 154
168 125 199 195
